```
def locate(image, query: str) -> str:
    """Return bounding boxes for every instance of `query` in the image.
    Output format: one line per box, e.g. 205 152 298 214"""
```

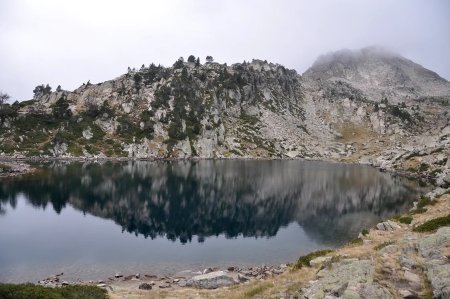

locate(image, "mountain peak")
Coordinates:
303 47 450 102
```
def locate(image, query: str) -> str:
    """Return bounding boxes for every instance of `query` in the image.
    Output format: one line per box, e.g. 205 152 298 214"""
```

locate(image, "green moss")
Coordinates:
293 249 334 269
0 284 107 299
413 214 450 232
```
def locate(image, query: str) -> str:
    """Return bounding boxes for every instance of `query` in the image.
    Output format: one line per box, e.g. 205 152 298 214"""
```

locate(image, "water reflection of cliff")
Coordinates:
0 160 423 245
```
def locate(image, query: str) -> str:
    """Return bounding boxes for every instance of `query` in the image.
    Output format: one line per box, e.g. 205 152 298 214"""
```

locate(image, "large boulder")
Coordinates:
376 220 401 231
185 271 236 289
418 227 450 299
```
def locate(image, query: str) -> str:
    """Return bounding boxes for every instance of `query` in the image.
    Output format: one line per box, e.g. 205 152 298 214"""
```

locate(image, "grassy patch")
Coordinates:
348 237 364 246
413 214 450 233
244 282 273 298
393 215 413 224
374 241 395 251
293 249 334 269
0 284 107 299
417 196 436 209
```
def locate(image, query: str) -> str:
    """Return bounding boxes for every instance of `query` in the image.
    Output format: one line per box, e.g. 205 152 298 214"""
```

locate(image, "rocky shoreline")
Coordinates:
37 263 290 291
0 160 34 178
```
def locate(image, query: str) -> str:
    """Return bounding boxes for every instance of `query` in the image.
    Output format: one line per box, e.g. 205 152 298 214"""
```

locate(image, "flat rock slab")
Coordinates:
186 271 236 289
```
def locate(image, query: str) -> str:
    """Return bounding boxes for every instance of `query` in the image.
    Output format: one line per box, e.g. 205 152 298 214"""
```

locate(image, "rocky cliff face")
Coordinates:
0 47 449 183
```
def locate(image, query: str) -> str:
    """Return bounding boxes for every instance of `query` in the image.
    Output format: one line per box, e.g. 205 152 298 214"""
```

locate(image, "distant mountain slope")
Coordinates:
303 46 450 103
0 48 449 186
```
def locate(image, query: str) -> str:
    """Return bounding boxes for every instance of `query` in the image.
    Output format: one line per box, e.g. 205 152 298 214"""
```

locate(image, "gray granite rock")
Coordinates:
186 271 236 289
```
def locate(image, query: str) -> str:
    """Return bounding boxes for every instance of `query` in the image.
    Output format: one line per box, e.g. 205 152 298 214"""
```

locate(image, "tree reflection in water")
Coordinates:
0 160 424 245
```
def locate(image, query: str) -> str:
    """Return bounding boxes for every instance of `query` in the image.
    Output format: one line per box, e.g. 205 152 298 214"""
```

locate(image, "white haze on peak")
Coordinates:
0 0 449 101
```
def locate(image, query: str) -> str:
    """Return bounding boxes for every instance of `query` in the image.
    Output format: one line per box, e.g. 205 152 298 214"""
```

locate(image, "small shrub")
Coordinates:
389 105 412 122
348 237 363 246
398 215 413 224
240 111 259 125
418 163 429 173
413 214 450 232
293 249 334 269
417 196 436 209
361 229 369 236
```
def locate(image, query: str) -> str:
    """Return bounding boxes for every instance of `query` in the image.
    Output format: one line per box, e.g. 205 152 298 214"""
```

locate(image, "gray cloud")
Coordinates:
1 0 449 101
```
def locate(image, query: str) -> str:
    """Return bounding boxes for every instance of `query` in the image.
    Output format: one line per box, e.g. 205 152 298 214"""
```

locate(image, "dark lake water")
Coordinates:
0 160 424 283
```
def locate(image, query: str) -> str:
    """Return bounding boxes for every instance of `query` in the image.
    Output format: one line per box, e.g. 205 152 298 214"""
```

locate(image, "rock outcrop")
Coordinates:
419 227 450 298
301 259 393 298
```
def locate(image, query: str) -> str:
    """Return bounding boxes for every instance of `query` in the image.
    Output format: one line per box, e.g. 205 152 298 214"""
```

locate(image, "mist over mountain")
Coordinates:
304 47 450 102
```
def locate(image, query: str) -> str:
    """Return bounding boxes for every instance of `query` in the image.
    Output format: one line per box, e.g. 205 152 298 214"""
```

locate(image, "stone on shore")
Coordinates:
309 256 332 267
138 283 152 290
186 271 236 289
376 220 401 231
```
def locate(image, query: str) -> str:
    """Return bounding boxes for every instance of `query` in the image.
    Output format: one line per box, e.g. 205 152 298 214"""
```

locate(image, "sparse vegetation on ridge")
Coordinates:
413 214 450 232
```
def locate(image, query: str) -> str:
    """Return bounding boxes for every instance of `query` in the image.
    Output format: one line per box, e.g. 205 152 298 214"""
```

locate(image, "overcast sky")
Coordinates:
1 0 449 101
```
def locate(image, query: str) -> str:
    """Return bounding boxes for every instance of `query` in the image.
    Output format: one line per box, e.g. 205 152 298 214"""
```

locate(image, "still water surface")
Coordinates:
0 160 424 282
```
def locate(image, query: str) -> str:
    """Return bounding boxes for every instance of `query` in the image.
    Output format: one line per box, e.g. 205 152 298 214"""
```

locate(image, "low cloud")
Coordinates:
1 0 449 101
